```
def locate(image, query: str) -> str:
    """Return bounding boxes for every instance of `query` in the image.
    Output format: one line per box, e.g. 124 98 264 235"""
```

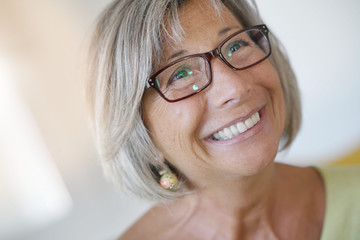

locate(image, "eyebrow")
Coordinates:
166 27 238 62
218 27 233 36
167 50 188 62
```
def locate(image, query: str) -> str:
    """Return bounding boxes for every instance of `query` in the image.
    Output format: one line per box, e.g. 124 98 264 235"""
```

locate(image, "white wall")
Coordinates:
257 0 360 165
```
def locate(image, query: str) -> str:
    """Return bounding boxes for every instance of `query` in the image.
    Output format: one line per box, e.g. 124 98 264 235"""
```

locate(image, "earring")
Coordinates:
159 170 178 190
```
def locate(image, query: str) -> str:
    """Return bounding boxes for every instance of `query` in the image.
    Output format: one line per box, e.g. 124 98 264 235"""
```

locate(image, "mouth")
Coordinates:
212 111 261 141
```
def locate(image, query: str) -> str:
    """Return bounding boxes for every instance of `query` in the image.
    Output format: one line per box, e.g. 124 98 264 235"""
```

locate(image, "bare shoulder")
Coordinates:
274 163 326 239
275 163 323 184
117 204 180 240
275 163 326 214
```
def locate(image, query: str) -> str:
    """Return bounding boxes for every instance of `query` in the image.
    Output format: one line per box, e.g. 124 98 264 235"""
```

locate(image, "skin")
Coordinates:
120 0 325 239
144 2 285 191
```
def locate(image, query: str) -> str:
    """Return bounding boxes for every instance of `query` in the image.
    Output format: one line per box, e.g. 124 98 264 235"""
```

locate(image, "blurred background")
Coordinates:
0 0 359 239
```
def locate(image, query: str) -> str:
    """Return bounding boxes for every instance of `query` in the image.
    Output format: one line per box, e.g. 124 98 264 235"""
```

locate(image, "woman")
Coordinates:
87 0 360 239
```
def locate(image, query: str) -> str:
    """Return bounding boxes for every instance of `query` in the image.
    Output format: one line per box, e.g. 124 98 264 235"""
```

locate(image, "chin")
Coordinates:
210 139 280 178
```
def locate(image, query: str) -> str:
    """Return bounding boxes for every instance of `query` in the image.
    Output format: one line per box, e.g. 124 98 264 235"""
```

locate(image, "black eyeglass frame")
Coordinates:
146 24 271 102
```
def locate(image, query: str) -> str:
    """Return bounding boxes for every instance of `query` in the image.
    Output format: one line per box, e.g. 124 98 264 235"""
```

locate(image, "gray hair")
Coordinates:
87 0 301 203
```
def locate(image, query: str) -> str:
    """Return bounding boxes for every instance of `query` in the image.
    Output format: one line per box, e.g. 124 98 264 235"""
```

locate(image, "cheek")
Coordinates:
267 70 286 128
143 102 177 153
253 63 285 109
253 62 282 93
142 95 206 162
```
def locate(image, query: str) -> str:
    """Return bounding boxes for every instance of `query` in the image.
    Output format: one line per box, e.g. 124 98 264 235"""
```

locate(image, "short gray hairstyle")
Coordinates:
87 0 301 202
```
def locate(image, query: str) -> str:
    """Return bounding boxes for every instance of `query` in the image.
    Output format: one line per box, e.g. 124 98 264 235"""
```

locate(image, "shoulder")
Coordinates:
117 206 168 240
315 165 360 240
117 203 184 240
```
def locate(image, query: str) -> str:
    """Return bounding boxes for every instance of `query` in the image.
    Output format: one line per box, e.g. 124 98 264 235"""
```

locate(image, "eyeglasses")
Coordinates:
146 24 271 102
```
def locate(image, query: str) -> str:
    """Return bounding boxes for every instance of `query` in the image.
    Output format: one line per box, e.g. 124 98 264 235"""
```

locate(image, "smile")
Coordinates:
212 112 261 141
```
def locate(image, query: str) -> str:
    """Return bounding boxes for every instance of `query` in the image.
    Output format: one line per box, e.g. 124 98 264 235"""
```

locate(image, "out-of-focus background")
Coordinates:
0 0 359 239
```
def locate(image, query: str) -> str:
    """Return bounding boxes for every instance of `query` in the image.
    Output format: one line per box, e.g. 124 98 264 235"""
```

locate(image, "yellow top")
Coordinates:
316 166 360 240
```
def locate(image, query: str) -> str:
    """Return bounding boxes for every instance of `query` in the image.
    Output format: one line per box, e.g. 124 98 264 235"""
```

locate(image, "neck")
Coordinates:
166 163 324 239
197 162 277 215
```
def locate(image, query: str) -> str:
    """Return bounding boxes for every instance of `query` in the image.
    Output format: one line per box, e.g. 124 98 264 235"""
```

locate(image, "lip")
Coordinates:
204 106 266 144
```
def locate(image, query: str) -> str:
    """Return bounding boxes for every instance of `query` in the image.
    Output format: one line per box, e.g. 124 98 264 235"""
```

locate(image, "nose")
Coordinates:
206 58 252 108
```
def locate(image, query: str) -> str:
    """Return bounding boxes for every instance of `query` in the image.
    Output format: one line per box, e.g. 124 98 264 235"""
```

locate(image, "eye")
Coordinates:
225 40 249 57
168 66 193 86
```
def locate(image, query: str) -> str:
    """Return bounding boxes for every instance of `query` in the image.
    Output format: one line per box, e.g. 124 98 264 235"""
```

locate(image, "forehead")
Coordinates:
178 1 239 32
162 0 242 58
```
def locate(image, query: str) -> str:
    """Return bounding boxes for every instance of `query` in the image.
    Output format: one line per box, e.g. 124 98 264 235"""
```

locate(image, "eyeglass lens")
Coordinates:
154 27 270 101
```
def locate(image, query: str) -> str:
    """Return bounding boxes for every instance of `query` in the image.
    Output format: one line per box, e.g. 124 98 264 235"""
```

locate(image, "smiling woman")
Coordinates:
142 4 287 183
87 0 360 239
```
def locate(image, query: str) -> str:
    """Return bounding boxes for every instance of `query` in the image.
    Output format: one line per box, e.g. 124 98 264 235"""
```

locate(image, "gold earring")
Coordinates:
159 170 178 190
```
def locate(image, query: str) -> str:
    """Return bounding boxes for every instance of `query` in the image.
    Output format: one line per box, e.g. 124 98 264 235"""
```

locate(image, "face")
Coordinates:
142 0 286 188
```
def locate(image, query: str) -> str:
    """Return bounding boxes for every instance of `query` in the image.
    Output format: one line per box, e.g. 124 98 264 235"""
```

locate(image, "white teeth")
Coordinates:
218 130 226 139
213 132 220 139
236 122 247 133
230 125 239 135
212 111 261 141
224 128 232 138
253 112 260 122
244 118 255 128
